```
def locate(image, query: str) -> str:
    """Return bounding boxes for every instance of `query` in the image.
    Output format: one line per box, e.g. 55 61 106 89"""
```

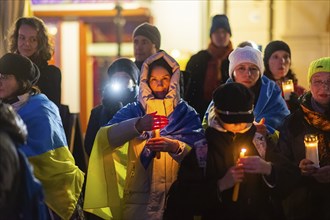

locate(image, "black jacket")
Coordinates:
165 125 299 220
84 102 123 156
36 62 61 107
184 50 230 120
278 92 330 220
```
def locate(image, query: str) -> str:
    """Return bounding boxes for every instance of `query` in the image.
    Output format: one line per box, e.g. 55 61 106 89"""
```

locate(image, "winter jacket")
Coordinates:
165 122 299 220
35 61 61 107
184 50 230 119
277 92 330 220
84 51 205 220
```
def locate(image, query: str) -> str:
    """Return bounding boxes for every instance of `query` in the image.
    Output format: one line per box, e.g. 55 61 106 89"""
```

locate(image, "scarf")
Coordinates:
203 41 233 101
6 93 30 112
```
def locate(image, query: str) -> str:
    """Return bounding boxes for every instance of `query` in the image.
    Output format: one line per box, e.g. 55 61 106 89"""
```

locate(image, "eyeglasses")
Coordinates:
311 80 330 88
234 66 260 76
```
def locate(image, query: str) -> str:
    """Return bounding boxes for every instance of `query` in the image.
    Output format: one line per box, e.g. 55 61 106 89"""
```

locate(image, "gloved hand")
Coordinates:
287 92 300 113
0 102 27 144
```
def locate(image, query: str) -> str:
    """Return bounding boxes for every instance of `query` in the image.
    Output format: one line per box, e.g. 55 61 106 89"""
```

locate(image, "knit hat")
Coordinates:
210 14 232 36
107 58 139 85
0 53 40 85
133 22 161 50
307 57 330 84
213 82 254 123
264 40 291 71
228 46 264 79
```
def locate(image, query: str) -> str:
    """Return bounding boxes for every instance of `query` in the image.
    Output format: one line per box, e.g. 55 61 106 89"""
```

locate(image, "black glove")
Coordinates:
287 92 300 113
0 102 27 144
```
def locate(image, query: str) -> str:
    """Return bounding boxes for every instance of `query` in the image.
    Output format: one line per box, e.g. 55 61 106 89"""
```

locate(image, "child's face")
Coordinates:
148 66 171 99
221 122 251 134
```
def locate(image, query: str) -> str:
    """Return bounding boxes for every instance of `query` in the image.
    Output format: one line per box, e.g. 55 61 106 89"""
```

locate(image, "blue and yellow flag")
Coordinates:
18 94 84 220
84 100 205 219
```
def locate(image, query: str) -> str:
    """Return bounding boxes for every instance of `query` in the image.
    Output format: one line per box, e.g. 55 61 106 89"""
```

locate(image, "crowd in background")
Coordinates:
0 14 329 220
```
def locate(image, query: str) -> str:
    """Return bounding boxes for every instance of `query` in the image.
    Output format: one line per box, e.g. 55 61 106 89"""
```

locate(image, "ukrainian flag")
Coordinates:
18 94 84 220
83 125 127 220
84 101 205 219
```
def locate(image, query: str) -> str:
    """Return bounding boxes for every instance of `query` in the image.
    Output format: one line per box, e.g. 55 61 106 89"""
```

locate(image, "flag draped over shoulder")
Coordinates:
110 101 204 147
84 100 204 219
84 125 127 219
18 94 84 220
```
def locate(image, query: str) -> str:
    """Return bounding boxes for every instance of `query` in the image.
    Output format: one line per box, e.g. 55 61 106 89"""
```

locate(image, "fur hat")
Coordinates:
210 14 232 36
0 53 40 85
213 82 254 123
264 40 291 71
133 22 161 50
107 58 139 85
228 46 264 79
307 57 330 84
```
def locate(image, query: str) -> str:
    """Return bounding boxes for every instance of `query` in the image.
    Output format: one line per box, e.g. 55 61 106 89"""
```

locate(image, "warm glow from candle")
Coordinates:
282 80 294 100
155 129 161 159
240 148 247 158
155 129 160 138
304 134 319 168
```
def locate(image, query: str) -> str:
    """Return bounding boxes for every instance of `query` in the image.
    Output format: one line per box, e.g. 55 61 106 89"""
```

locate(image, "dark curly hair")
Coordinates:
7 16 53 65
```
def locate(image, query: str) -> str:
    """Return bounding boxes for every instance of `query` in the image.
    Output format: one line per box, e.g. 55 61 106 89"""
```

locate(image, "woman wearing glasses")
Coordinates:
277 57 330 220
204 46 290 134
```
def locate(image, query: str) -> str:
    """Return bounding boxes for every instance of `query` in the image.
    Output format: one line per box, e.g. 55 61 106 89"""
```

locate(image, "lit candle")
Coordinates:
232 148 247 202
282 79 294 100
155 129 161 159
304 134 320 168
240 148 247 158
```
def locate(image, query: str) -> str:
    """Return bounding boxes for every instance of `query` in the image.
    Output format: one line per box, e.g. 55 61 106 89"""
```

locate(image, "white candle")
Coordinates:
282 79 294 100
304 134 320 168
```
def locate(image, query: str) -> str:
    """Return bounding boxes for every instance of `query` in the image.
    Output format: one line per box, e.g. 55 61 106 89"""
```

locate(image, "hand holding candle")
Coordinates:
304 134 320 168
232 148 246 202
151 113 169 159
282 79 294 101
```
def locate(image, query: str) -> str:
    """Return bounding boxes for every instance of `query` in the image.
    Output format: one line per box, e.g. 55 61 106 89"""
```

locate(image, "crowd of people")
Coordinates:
0 14 329 220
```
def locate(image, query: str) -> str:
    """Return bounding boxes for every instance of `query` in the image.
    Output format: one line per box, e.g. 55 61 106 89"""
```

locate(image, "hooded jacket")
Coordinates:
84 51 204 220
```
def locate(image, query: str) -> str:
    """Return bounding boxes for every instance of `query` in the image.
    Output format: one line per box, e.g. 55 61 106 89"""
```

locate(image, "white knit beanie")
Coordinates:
228 46 264 79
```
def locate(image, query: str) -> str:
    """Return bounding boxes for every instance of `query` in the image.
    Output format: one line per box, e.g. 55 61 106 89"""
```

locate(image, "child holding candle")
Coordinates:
83 51 205 220
164 82 299 220
277 57 330 220
204 82 300 220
